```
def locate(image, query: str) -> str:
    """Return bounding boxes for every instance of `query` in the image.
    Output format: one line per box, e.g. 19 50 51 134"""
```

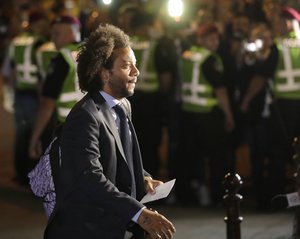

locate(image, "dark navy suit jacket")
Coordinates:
45 91 149 239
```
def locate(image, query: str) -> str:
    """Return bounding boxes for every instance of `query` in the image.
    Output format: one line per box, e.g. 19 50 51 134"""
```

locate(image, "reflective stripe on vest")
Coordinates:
181 46 219 113
57 44 85 122
274 38 300 99
130 36 158 92
10 35 39 90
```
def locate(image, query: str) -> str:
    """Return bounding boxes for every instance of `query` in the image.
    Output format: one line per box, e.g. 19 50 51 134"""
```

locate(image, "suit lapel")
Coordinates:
90 91 146 199
90 91 127 161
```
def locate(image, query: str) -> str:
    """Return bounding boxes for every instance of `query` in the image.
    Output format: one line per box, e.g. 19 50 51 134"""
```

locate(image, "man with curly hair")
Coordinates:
44 23 175 239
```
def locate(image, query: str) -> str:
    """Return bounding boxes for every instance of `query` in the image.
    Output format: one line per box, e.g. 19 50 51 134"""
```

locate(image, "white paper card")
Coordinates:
287 192 300 208
140 179 176 204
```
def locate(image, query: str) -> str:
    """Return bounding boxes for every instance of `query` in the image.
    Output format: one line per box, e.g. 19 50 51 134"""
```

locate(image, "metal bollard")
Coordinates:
223 173 243 239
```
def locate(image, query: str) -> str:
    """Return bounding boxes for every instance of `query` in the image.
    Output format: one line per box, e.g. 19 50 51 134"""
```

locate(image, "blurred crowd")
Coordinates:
1 0 300 212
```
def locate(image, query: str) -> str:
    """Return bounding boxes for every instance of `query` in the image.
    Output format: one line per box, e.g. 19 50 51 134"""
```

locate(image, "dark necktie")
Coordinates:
113 104 136 198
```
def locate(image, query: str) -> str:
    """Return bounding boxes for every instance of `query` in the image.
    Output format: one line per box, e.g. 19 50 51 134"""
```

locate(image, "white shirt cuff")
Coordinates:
132 206 146 223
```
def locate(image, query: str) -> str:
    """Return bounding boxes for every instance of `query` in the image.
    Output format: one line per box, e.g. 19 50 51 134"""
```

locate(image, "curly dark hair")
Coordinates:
77 24 130 92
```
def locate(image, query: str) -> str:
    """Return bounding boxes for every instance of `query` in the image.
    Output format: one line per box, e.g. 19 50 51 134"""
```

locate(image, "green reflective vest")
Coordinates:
9 33 41 90
130 35 158 92
181 46 220 113
274 36 300 99
36 41 57 82
56 43 84 122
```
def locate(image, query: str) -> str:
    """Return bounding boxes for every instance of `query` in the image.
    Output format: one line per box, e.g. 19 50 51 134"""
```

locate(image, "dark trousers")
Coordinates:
13 92 38 185
241 116 271 207
175 108 230 205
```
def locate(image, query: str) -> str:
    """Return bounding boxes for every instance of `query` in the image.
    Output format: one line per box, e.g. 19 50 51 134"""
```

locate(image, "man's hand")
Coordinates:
28 97 56 159
138 208 176 239
29 138 43 159
144 176 163 195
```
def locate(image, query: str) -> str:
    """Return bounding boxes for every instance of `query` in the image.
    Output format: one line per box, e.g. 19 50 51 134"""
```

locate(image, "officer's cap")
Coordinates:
281 7 300 21
28 11 47 24
196 23 219 38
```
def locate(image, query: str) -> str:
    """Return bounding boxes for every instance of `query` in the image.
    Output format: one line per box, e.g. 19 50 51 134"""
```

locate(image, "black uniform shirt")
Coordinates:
42 53 69 100
255 44 278 80
202 55 225 90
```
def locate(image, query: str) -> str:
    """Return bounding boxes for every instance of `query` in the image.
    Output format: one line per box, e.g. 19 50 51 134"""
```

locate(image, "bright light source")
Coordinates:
255 39 263 49
245 42 257 52
168 0 183 18
103 0 112 5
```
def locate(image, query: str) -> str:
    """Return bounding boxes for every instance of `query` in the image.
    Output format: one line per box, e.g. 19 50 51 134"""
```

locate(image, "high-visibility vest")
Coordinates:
274 36 300 99
36 41 57 82
56 43 85 122
181 46 220 113
9 33 41 90
130 35 158 92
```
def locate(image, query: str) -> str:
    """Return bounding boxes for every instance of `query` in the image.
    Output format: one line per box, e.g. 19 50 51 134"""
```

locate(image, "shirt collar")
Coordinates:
99 91 120 108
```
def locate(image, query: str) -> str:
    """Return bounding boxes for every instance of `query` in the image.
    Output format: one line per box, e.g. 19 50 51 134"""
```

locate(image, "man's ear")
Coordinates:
100 67 109 83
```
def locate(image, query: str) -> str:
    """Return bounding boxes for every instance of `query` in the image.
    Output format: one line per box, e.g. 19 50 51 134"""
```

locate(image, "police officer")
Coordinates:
119 6 164 178
153 15 185 203
176 23 234 206
35 39 58 151
29 15 83 159
268 7 300 198
36 40 57 83
8 10 49 186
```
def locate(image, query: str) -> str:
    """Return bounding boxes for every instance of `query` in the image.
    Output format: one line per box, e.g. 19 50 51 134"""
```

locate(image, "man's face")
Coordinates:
201 33 220 52
103 47 139 99
31 19 49 36
232 16 251 38
263 0 281 21
51 23 73 49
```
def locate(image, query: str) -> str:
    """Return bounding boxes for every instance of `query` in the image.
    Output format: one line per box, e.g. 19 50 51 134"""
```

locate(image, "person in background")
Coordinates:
217 12 252 171
36 40 57 83
7 10 49 186
176 23 234 207
263 0 286 36
29 15 84 158
34 29 58 149
238 23 278 210
117 3 139 35
44 23 175 239
119 5 164 178
153 14 185 203
268 7 300 200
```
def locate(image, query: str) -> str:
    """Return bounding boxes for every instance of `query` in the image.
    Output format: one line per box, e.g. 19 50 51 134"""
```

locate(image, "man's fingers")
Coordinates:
157 218 176 239
160 229 172 239
156 227 175 239
138 208 175 239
